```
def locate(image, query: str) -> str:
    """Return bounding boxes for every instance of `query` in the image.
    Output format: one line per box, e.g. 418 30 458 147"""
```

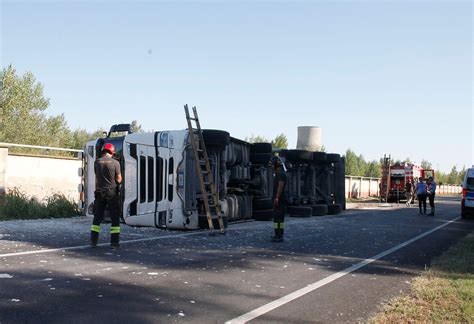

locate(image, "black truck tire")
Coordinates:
250 153 272 165
327 204 342 215
326 153 341 163
281 149 313 162
202 129 230 146
253 198 273 211
251 143 273 154
253 209 273 221
313 152 327 162
289 206 312 218
311 204 328 216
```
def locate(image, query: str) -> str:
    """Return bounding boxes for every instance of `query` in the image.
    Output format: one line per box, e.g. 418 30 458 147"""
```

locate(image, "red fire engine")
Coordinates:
380 155 435 203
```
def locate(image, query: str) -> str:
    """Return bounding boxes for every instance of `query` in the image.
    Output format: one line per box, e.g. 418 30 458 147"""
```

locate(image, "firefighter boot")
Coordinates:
90 231 99 248
272 223 283 242
111 233 120 249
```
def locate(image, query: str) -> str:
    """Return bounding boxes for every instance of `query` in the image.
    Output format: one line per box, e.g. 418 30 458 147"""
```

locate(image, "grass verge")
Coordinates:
0 188 81 221
370 231 474 323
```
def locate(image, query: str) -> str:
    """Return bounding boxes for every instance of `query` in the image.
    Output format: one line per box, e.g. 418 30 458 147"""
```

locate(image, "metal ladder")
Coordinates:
184 105 226 235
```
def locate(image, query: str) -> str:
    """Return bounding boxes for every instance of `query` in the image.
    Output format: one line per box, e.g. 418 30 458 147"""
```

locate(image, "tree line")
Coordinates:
0 65 142 155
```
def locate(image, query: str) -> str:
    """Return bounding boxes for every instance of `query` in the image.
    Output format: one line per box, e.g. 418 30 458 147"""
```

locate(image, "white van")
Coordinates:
461 167 474 218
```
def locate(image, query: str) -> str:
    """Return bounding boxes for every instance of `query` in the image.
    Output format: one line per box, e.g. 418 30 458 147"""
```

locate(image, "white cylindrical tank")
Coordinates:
296 126 322 152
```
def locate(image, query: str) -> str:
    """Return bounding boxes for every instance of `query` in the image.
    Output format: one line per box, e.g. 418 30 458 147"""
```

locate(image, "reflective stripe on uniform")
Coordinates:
274 223 284 229
91 225 101 233
111 226 121 234
274 223 279 229
279 223 284 229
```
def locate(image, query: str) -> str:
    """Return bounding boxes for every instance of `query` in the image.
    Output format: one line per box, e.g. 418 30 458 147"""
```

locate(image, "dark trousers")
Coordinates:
92 189 121 243
417 194 427 214
273 200 286 238
429 193 436 213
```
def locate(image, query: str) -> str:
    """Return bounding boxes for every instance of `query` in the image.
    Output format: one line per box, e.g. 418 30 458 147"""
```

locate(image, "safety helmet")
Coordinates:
102 143 116 156
269 156 283 166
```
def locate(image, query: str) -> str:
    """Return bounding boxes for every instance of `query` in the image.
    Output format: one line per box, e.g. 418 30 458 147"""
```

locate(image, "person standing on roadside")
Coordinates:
405 180 414 207
416 177 428 215
91 143 122 249
427 176 437 216
270 156 287 242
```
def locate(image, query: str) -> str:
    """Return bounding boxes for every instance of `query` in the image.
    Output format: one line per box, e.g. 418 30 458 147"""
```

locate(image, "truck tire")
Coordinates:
281 149 313 162
327 153 341 163
313 152 327 162
251 143 273 154
289 206 312 218
311 204 328 216
250 153 272 165
253 209 273 221
202 130 230 146
327 204 342 215
253 198 273 211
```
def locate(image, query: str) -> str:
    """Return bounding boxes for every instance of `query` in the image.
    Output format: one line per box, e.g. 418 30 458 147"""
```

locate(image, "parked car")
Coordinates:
461 167 474 218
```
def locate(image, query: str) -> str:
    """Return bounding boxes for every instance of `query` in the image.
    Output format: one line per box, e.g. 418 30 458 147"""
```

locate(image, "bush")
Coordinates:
0 188 81 221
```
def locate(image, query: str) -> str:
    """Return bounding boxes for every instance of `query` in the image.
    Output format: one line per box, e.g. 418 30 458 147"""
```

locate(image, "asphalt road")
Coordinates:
0 196 472 324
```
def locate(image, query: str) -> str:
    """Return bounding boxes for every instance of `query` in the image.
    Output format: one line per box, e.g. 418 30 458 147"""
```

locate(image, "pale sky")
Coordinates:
1 0 472 172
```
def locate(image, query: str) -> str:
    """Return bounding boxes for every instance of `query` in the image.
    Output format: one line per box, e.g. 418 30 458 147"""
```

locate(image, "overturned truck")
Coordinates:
81 124 345 230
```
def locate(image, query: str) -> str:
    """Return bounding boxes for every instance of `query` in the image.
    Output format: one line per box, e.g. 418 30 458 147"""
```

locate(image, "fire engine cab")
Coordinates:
380 155 435 203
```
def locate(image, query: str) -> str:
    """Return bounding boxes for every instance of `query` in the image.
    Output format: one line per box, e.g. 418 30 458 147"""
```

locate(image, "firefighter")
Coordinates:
270 156 287 242
427 176 437 216
91 143 122 249
416 176 428 215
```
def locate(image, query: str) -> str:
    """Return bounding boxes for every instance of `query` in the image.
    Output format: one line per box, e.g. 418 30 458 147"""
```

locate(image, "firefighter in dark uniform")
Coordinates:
270 156 287 242
91 143 122 248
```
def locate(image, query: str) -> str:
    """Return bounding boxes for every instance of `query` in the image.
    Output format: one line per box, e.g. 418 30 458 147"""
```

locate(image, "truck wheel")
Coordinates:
313 152 327 162
251 143 273 154
253 198 273 211
253 209 273 221
202 129 230 146
327 204 342 215
281 150 313 162
289 206 312 218
311 204 328 216
250 153 272 165
326 154 341 163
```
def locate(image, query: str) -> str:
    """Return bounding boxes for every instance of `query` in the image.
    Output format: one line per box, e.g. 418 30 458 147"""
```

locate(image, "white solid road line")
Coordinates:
226 217 462 324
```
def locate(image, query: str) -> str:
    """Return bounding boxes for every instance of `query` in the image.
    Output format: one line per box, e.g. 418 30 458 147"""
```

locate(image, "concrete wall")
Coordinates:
345 176 380 199
5 154 81 202
345 175 462 199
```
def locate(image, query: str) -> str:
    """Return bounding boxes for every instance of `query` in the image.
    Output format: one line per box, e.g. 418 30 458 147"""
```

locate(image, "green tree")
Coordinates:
245 134 269 143
131 120 143 133
421 159 433 170
365 160 382 178
447 166 458 184
271 133 288 149
1 65 50 145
